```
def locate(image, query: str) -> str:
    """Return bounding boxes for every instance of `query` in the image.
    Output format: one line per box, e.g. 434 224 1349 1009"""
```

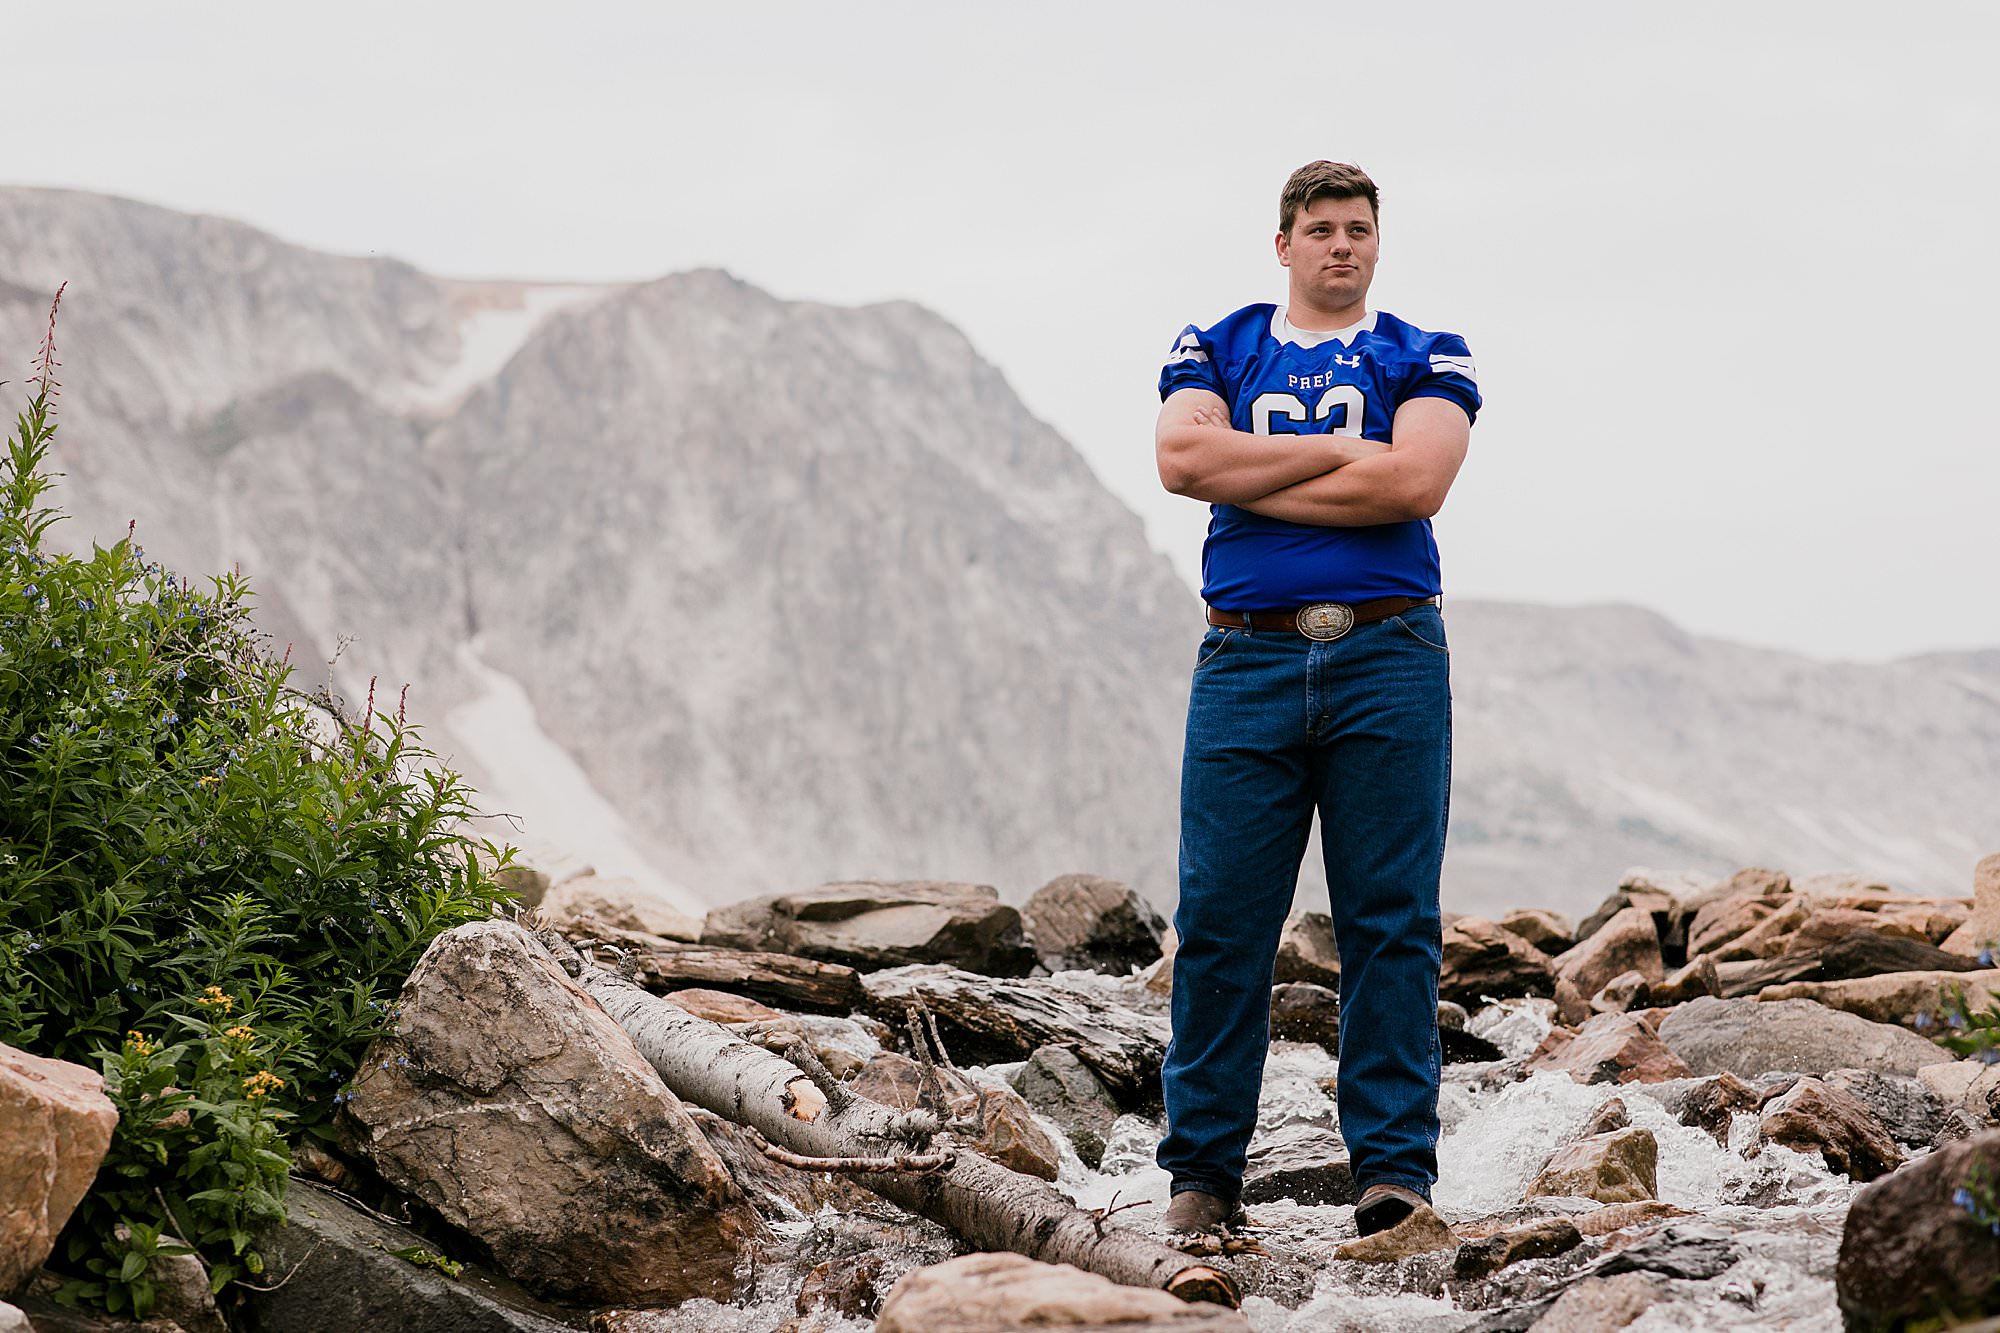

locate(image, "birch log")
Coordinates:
542 932 1238 1308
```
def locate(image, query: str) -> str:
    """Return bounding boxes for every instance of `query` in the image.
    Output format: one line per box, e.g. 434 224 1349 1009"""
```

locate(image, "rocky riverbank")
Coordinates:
11 856 2000 1332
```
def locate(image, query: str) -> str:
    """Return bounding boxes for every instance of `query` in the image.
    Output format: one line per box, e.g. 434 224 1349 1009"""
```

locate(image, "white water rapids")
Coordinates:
613 998 1865 1331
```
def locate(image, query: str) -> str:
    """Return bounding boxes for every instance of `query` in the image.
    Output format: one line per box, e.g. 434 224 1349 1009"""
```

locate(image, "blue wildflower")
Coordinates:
1982 948 1995 968
175 666 187 682
78 598 93 612
1955 1187 1976 1210
22 584 35 598
162 712 179 726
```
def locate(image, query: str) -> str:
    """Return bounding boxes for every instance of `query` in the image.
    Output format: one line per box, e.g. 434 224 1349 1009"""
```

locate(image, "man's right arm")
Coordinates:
1155 388 1378 505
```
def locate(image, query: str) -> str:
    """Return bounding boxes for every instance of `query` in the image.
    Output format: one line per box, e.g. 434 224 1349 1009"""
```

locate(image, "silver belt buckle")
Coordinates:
1297 602 1355 641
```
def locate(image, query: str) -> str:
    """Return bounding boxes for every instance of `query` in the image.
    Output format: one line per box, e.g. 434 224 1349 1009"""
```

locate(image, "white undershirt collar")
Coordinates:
1272 307 1377 348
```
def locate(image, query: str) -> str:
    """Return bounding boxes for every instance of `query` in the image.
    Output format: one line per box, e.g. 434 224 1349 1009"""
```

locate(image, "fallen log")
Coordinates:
861 963 1170 1103
537 931 1237 1308
561 915 866 1013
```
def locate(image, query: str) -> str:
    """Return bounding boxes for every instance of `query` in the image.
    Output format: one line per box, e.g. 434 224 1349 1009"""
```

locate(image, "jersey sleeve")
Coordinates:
1158 324 1227 402
1403 332 1482 423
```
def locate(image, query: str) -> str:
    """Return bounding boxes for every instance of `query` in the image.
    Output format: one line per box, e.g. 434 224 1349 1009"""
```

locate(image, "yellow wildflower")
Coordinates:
225 1025 254 1041
197 985 234 1013
124 1031 155 1056
242 1070 284 1099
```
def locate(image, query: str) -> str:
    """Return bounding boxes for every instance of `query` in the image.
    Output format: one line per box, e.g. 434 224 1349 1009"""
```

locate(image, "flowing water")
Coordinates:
616 999 1865 1330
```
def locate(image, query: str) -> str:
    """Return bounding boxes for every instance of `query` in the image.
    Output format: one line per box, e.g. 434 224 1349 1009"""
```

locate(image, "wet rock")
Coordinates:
1753 1076 1903 1180
1241 1123 1354 1205
1940 852 2000 956
1757 969 2000 1029
1020 874 1166 976
1012 1044 1120 1169
1271 910 1342 989
861 965 1169 1101
1525 1012 1694 1085
1551 976 1593 1027
1655 996 1954 1078
1594 1222 1740 1280
1821 1068 1944 1146
1451 1217 1584 1279
1497 908 1574 957
1819 931 1985 980
542 873 702 941
704 880 1037 976
1578 1097 1631 1138
874 1252 1252 1331
241 1177 577 1333
336 921 762 1304
1573 1200 1697 1235
793 1253 891 1322
1677 1071 1767 1143
0 1043 119 1292
1443 1025 1507 1065
1439 918 1556 1005
1267 982 1340 1048
1839 1130 2000 1328
1558 907 1664 1001
852 1052 1061 1181
1332 1203 1456 1262
1589 970 1652 1014
1531 1271 1662 1331
1651 954 1720 1006
1686 888 1795 958
1526 1127 1658 1204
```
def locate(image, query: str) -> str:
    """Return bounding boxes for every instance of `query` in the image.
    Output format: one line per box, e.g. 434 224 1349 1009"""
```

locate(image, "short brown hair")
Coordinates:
1279 161 1380 235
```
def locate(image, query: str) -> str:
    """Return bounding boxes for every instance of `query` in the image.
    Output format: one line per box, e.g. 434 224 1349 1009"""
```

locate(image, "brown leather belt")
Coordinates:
1206 595 1440 641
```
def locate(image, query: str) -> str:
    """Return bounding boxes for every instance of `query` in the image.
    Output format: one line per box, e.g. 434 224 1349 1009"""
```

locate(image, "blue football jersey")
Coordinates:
1158 305 1480 610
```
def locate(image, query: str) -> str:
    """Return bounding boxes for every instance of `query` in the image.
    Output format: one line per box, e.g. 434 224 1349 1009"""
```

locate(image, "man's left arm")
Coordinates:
1232 396 1470 526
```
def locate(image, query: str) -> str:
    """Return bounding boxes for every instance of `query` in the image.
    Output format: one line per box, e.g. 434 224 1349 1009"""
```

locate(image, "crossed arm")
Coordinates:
1154 387 1471 527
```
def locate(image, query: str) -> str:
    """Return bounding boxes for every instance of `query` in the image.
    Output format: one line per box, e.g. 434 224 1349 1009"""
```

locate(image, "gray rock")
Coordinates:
1020 874 1165 976
704 881 1036 976
1593 1223 1739 1281
241 1178 577 1333
1656 996 1954 1078
1451 1217 1584 1280
1241 1124 1355 1206
1013 1045 1120 1169
1824 1067 1945 1146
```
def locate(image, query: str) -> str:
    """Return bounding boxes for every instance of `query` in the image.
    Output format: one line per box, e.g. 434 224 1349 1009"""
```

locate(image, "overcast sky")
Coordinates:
11 2 1997 661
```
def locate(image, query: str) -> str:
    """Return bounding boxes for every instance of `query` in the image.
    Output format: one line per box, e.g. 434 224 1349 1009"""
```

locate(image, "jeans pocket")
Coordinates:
1195 628 1239 670
1389 610 1449 654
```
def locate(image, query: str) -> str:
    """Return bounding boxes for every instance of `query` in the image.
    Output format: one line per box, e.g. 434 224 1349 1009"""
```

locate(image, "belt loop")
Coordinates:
1242 611 1255 634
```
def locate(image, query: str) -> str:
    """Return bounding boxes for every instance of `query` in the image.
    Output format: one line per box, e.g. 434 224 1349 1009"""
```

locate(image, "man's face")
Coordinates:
1276 195 1379 311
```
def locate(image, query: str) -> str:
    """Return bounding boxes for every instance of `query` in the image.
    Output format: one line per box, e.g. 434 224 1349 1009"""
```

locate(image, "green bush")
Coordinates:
0 292 510 1315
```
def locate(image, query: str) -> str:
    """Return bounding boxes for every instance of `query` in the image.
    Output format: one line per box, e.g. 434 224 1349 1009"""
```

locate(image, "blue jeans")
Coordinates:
1157 604 1450 1203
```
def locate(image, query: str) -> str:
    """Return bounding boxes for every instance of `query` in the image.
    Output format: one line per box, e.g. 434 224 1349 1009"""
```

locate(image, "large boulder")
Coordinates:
0 1044 119 1293
1655 996 1954 1078
1439 918 1556 1005
1497 908 1575 957
1838 1129 2000 1330
1020 874 1166 976
335 921 763 1305
1556 907 1665 1001
703 881 1036 976
874 1253 1251 1332
240 1178 577 1333
1753 1077 1902 1181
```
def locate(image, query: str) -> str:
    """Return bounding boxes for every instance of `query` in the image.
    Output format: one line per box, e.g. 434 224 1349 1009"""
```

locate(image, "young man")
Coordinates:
1153 161 1480 1238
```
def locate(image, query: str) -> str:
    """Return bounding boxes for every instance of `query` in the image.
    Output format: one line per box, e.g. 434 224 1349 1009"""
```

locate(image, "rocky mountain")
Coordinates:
1 187 1994 921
